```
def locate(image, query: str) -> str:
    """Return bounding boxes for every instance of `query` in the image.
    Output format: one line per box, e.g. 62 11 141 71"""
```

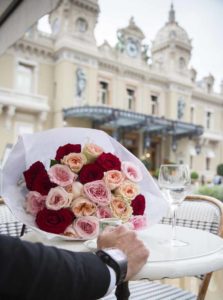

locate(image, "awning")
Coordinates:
0 0 61 56
63 106 204 138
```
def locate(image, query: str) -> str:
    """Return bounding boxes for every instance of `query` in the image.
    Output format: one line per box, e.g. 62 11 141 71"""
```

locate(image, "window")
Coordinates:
190 106 195 123
179 57 185 69
99 81 109 105
151 95 158 115
206 157 210 171
76 18 88 32
16 62 35 93
127 89 135 111
206 111 212 129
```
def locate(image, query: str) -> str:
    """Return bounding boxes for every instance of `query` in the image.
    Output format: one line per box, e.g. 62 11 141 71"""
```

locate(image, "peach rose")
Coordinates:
71 197 97 217
115 180 139 201
83 143 104 162
121 161 142 182
63 225 80 238
110 196 132 222
72 181 84 199
103 170 125 190
25 191 46 216
62 153 87 173
46 186 72 210
48 164 77 187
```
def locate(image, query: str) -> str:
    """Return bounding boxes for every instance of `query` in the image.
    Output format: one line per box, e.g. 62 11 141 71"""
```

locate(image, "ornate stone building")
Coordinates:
0 0 223 181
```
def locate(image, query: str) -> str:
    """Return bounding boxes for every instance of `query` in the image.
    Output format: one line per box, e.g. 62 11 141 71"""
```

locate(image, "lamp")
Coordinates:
195 143 201 155
171 137 177 152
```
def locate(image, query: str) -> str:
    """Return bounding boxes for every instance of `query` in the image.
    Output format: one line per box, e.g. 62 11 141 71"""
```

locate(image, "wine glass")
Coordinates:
158 164 191 247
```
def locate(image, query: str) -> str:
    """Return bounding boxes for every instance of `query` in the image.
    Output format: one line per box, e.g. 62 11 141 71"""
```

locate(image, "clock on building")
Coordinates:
126 38 139 57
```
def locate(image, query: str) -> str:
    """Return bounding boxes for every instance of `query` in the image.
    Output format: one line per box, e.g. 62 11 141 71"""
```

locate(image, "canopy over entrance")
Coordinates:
64 106 203 139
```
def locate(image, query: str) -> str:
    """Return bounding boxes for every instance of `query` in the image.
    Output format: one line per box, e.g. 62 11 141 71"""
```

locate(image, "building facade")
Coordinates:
0 0 223 181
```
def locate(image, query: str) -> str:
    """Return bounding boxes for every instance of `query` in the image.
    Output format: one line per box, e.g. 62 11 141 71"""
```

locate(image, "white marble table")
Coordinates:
22 224 223 281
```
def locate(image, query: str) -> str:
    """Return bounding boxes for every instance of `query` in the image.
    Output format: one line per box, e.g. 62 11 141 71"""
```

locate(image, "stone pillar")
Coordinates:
5 105 16 130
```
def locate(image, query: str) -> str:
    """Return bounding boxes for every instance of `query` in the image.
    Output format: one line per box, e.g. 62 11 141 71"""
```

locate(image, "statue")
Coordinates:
141 44 149 62
76 68 86 99
116 30 125 53
177 97 186 120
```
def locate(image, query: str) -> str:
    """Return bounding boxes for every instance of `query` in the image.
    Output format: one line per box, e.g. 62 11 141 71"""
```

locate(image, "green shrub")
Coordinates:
196 185 223 202
154 169 160 179
191 171 199 180
217 164 223 176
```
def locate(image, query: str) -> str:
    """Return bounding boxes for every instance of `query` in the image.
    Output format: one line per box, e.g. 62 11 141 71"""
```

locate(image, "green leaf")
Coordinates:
50 159 59 167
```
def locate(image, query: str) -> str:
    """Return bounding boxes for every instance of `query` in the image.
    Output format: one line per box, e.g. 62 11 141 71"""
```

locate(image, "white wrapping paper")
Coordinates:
2 127 168 240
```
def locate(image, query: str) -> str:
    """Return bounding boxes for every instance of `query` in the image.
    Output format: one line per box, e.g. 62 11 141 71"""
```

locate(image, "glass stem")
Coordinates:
172 208 177 241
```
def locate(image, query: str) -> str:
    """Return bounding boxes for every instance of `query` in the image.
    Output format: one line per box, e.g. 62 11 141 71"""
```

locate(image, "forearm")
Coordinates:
0 235 110 300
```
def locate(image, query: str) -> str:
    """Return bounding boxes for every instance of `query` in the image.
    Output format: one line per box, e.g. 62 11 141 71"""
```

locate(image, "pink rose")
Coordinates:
62 153 87 173
104 170 124 190
74 216 99 239
71 197 97 217
25 191 46 216
130 215 147 230
83 143 104 162
46 186 72 210
121 161 142 182
84 180 111 206
96 206 113 219
72 181 84 199
48 164 77 187
110 196 132 222
115 180 139 201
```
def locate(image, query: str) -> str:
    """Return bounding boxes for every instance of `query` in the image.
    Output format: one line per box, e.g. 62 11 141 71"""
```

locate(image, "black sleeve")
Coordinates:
0 234 110 300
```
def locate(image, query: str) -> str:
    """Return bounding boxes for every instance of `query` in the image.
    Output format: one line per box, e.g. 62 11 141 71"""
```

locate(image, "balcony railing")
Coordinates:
0 87 49 112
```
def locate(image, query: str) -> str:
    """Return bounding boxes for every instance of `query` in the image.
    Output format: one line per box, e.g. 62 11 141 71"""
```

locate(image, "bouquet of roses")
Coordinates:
23 142 147 239
2 128 168 240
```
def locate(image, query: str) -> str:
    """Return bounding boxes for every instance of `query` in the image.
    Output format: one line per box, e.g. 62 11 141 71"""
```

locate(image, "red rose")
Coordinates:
36 208 74 234
79 163 104 184
96 152 121 171
131 194 146 215
55 143 81 161
23 161 56 195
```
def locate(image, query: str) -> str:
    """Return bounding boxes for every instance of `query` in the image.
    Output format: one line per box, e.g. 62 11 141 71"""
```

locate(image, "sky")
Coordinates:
38 0 223 92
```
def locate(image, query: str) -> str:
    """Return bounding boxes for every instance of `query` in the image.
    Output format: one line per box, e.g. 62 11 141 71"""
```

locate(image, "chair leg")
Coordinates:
115 282 130 300
20 224 26 237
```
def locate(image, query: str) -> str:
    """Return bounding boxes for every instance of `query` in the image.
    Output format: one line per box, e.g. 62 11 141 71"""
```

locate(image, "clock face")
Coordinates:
126 39 139 57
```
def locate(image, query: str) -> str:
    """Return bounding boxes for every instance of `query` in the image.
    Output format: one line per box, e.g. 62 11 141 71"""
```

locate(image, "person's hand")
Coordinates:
97 225 149 281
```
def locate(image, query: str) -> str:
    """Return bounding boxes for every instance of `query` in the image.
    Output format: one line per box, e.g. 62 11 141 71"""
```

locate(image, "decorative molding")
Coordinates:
124 69 145 81
98 61 119 73
72 0 99 14
54 48 98 67
13 40 54 63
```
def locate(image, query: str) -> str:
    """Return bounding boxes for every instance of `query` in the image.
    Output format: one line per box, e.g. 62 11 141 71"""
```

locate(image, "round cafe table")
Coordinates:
22 224 223 298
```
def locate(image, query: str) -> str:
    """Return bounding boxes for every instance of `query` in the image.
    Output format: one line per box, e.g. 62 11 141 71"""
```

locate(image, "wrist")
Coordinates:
96 248 127 285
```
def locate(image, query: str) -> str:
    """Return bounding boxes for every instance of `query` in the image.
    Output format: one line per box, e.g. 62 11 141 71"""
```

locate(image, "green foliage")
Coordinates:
196 185 223 202
191 171 199 180
154 169 160 179
217 164 223 176
50 159 59 167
